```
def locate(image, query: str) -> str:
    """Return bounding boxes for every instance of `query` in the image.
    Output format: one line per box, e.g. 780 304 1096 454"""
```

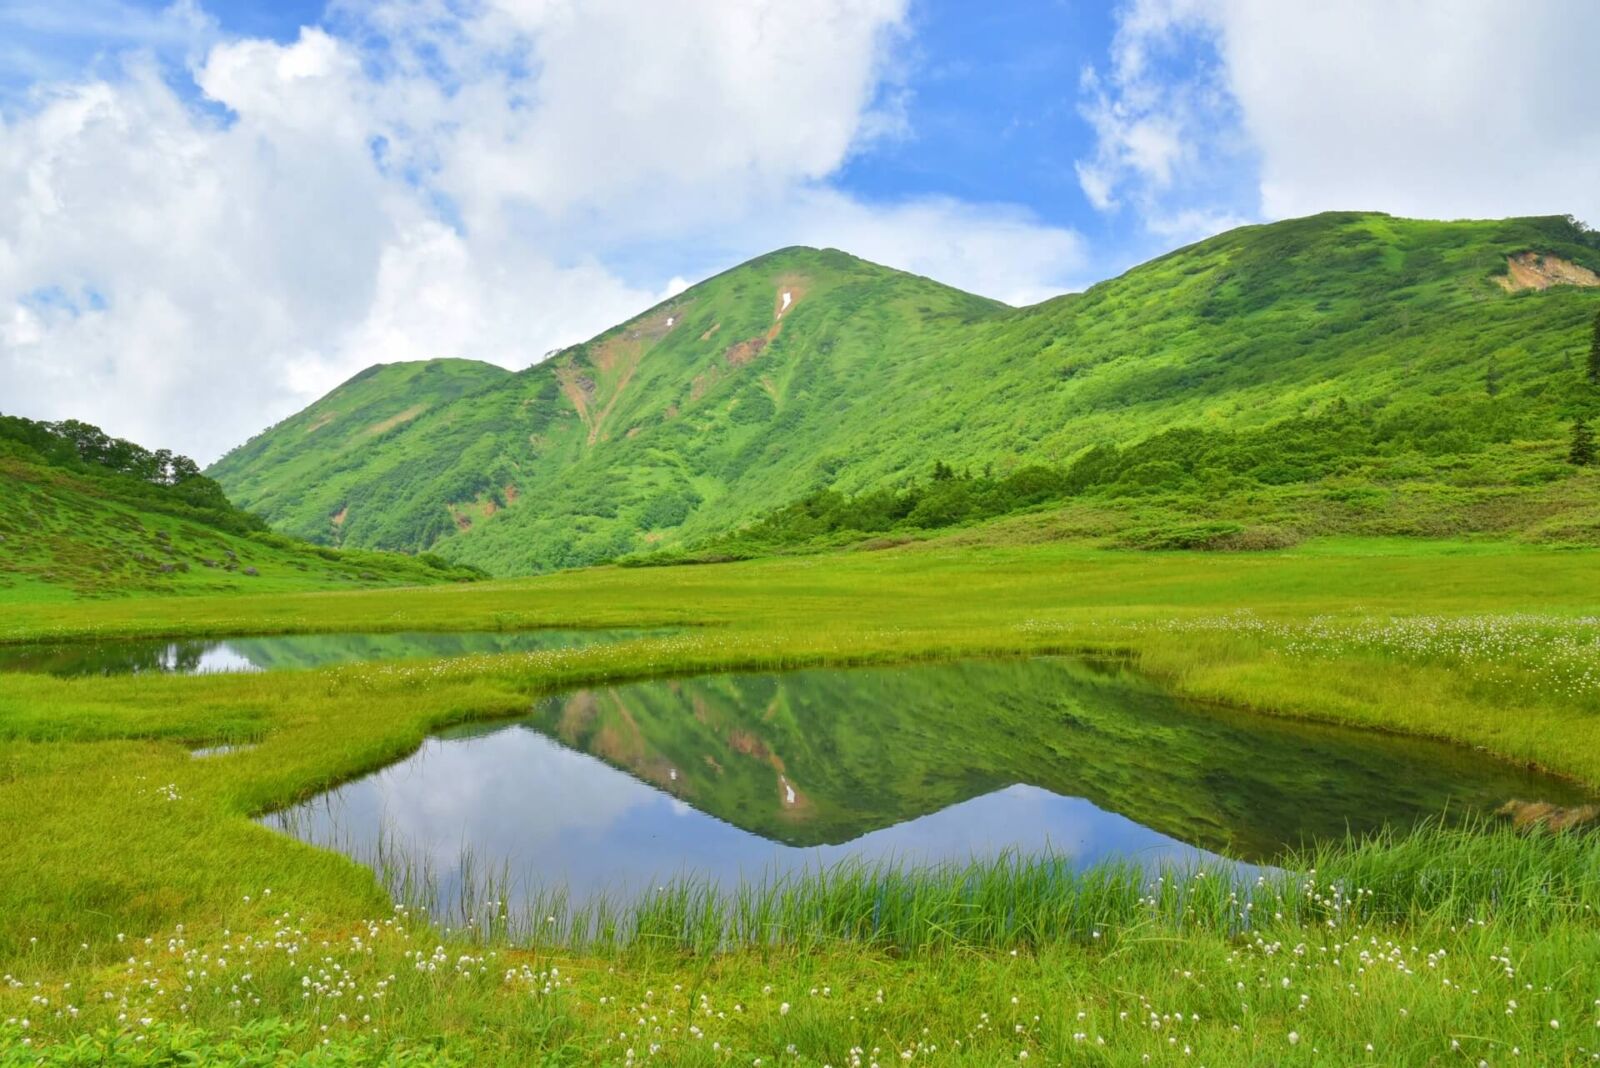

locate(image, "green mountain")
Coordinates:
0 414 481 601
208 212 1600 573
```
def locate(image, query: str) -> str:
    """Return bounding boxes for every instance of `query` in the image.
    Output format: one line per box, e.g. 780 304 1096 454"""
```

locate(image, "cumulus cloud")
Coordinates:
1216 1 1600 225
1078 0 1600 240
777 190 1086 308
0 0 1087 462
1073 0 1255 241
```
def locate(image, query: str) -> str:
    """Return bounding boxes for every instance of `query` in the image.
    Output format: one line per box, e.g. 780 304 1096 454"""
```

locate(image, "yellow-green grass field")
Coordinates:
5 536 1600 1065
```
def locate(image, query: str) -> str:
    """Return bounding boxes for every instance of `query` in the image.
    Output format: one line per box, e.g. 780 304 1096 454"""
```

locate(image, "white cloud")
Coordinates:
1073 0 1246 238
1080 0 1600 239
1214 0 1600 226
0 0 1087 463
777 190 1086 308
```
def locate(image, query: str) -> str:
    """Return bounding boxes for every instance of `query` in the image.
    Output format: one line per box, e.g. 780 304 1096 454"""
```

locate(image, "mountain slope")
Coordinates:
210 213 1600 573
0 415 480 602
209 357 511 545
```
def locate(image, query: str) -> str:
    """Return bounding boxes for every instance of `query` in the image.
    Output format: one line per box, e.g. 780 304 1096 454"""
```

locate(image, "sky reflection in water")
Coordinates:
0 629 654 676
267 658 1596 911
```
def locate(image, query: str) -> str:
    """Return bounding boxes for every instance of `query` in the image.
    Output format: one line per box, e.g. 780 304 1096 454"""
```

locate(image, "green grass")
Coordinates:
7 828 1600 1065
6 536 1600 1063
206 213 1600 573
0 448 482 602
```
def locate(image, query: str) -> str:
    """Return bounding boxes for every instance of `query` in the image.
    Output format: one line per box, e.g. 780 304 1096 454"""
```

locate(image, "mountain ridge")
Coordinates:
207 212 1600 573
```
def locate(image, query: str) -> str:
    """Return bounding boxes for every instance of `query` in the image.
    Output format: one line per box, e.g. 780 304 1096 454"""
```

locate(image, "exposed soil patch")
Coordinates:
556 366 598 438
556 691 599 741
699 323 721 341
564 330 654 446
588 337 635 377
504 484 519 505
1496 251 1600 292
689 369 721 403
362 404 427 438
622 302 688 345
728 729 770 760
724 336 768 368
304 411 337 434
722 277 814 370
593 694 647 766
330 506 348 528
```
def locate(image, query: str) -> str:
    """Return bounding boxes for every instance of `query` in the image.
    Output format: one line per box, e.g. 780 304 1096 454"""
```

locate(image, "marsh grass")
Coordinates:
275 816 1600 958
9 539 1600 1062
7 825 1600 1065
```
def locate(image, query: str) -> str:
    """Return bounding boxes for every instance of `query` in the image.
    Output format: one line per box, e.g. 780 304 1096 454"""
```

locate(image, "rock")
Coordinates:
243 566 259 576
1496 799 1600 832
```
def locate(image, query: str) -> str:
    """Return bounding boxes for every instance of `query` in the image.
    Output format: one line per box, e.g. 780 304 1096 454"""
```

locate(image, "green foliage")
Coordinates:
208 215 1600 574
661 398 1588 558
0 420 483 598
1570 418 1597 466
1 413 255 534
1589 309 1600 384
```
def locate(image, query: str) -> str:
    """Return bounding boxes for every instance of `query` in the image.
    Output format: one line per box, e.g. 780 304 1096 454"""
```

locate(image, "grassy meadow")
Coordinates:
4 535 1600 1063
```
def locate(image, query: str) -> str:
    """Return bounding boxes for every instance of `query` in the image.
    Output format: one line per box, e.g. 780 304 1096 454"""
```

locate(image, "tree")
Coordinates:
1570 419 1596 467
1588 310 1600 385
1484 356 1502 397
930 460 955 482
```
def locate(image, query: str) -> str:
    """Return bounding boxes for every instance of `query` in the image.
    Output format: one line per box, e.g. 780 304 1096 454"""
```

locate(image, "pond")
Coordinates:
266 658 1595 912
0 629 653 677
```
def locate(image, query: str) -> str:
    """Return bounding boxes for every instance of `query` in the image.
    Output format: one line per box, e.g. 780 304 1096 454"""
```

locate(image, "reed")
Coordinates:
311 820 1600 957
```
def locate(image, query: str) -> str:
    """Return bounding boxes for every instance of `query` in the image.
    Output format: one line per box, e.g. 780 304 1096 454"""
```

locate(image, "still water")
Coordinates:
266 658 1594 908
0 629 652 676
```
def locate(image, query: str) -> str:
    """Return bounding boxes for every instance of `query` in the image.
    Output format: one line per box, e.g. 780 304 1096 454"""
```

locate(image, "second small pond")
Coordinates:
0 629 653 676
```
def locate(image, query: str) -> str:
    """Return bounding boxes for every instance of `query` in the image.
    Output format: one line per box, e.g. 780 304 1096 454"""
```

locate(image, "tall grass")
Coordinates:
309 820 1600 958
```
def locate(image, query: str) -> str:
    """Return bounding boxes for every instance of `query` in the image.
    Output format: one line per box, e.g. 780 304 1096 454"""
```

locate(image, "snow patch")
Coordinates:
780 291 792 313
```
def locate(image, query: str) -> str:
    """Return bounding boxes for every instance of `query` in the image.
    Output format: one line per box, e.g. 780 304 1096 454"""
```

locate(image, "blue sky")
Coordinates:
2 0 1162 269
2 0 1597 460
835 3 1114 235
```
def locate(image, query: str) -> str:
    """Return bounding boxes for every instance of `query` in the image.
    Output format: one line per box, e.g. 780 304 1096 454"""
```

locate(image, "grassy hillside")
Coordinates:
210 213 1600 573
0 414 482 601
208 357 511 546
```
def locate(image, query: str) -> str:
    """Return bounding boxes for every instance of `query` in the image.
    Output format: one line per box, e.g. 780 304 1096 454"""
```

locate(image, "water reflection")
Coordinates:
0 629 654 677
282 727 1218 906
268 658 1596 910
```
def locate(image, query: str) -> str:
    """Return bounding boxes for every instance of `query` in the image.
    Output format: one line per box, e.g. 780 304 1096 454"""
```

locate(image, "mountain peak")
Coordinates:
211 211 1600 571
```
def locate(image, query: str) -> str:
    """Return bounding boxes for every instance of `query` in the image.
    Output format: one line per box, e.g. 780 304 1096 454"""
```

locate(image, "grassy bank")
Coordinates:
6 827 1600 1065
4 536 1600 1062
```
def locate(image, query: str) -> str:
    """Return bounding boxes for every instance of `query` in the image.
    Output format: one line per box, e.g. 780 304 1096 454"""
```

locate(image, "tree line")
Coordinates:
0 414 203 485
